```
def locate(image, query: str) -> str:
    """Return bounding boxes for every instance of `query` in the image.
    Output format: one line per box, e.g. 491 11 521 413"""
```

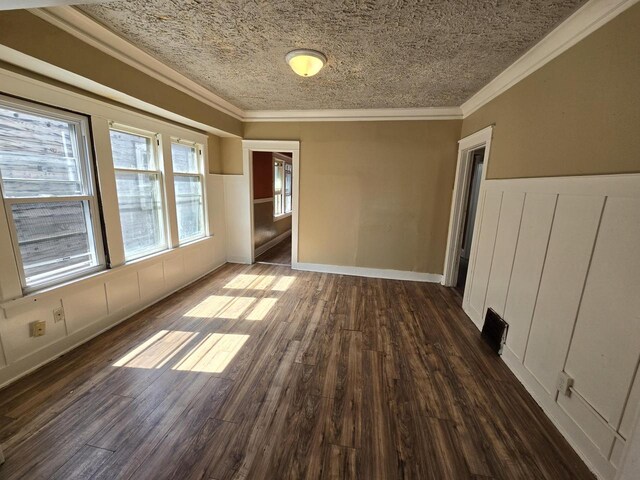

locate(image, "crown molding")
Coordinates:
460 0 639 117
29 5 245 120
243 107 462 122
23 0 638 126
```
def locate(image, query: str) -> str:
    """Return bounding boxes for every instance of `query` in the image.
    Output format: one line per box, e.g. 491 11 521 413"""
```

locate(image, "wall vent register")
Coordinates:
481 308 509 355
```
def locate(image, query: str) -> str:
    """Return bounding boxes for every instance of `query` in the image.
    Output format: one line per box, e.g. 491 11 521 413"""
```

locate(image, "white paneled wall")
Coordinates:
0 174 227 388
462 174 640 480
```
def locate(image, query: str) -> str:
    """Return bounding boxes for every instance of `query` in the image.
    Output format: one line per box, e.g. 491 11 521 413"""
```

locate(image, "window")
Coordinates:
0 96 104 290
284 162 292 213
110 128 166 260
171 141 205 243
273 155 292 218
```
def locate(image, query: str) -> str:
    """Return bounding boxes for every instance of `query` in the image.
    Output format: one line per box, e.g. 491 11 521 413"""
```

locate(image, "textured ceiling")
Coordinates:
79 0 587 111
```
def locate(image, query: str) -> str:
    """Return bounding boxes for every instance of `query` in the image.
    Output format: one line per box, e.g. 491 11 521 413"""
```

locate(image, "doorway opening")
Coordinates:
240 140 300 268
252 151 293 266
455 147 484 295
442 126 493 293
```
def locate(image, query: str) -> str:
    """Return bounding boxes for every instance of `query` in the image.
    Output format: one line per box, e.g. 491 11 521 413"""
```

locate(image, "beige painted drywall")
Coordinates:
244 121 462 273
462 2 640 179
208 134 222 173
0 10 242 137
220 137 244 175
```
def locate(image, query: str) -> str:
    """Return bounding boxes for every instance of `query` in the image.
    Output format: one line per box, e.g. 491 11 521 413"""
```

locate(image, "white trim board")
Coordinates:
23 0 637 124
242 140 300 267
254 230 291 258
442 126 494 287
243 107 462 122
294 262 442 283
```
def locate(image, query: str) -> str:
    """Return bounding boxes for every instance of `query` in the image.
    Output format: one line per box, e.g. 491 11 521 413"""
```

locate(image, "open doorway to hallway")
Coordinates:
455 146 484 296
252 151 293 266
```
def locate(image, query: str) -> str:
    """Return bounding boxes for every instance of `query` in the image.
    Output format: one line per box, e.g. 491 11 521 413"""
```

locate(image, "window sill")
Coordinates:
273 212 292 221
0 235 215 311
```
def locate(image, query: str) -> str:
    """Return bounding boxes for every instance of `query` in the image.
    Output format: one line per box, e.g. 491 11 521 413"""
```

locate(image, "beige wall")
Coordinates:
462 2 640 179
220 137 244 175
0 10 242 137
244 121 462 273
208 134 222 173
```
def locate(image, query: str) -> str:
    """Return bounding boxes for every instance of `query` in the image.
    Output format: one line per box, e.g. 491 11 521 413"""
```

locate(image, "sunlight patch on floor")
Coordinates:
185 295 256 319
246 298 278 321
224 274 261 289
112 330 198 369
272 276 296 291
173 333 249 373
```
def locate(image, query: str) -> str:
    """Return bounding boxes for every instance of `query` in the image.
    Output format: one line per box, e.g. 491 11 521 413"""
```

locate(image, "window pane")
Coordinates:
274 162 283 193
115 171 165 259
171 143 198 173
110 130 154 170
0 106 83 197
11 201 97 285
174 176 204 241
285 164 292 213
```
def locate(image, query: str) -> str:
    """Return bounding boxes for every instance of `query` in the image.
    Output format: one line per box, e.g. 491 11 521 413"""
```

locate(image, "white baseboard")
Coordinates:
254 230 291 258
226 256 252 264
293 262 442 283
0 260 228 389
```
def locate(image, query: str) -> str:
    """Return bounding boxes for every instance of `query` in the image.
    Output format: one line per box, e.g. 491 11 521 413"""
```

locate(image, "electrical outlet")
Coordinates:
30 320 46 337
556 372 574 397
53 306 65 323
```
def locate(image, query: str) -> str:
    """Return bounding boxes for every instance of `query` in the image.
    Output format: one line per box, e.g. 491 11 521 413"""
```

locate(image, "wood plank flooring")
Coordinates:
256 237 292 265
0 262 594 479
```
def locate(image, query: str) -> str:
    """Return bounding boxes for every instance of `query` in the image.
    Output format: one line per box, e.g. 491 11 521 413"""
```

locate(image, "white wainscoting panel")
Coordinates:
461 174 640 480
563 197 640 429
484 191 525 318
0 174 228 388
106 271 140 315
503 192 557 360
138 262 165 303
524 194 604 395
223 174 252 264
464 189 502 328
63 283 109 335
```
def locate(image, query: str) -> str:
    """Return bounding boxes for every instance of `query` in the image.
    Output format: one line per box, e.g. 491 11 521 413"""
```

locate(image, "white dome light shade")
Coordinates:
285 49 327 77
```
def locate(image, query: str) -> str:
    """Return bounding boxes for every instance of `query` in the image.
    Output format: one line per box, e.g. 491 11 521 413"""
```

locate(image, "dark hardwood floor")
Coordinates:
256 237 291 265
0 262 594 479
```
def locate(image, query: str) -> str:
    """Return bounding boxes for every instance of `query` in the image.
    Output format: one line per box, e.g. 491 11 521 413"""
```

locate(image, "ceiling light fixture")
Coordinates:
285 49 327 77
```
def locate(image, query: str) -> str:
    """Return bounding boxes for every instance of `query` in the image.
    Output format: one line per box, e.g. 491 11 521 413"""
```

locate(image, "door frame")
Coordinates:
442 126 494 287
242 140 300 266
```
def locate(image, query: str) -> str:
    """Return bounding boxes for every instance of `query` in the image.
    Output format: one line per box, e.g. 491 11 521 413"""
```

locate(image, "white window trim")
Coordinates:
0 67 210 301
110 123 170 262
0 94 106 293
171 138 208 244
